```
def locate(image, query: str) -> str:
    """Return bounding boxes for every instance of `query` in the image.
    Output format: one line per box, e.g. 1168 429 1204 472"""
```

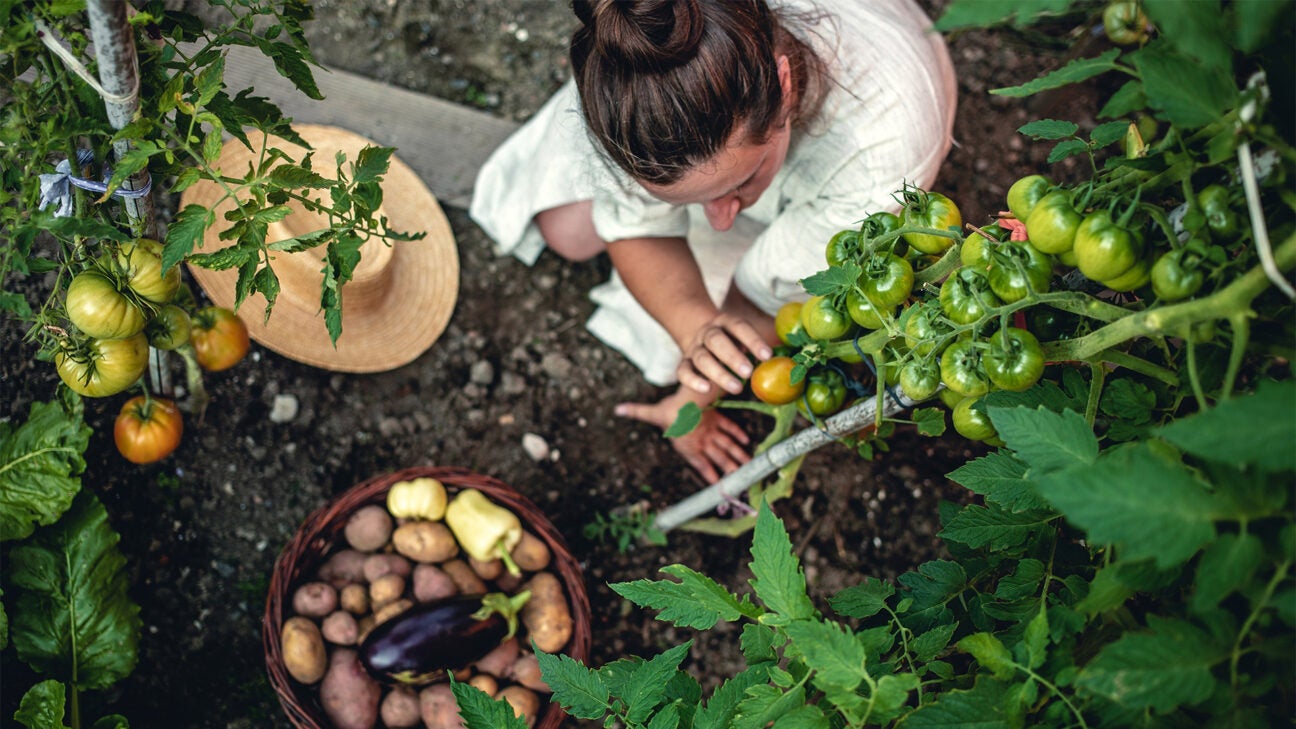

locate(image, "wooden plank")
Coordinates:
212 43 519 210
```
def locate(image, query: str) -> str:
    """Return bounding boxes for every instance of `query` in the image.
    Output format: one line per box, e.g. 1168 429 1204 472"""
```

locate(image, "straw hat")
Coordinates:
182 124 458 373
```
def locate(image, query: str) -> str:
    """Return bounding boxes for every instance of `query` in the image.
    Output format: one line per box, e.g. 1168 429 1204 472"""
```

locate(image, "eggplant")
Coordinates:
358 591 529 685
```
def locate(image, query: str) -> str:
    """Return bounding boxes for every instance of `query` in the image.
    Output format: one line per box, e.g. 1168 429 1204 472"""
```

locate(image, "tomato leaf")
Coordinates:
912 406 946 436
1089 120 1130 147
8 491 141 690
1156 378 1295 473
986 406 1097 474
939 504 1055 551
799 262 860 298
664 402 702 438
749 501 815 621
611 565 757 630
992 49 1122 98
1191 533 1265 613
1046 139 1090 164
1131 44 1239 128
933 0 1074 31
1017 119 1077 140
828 577 894 619
1099 79 1148 119
1143 0 1232 70
900 676 1016 728
534 650 611 721
0 396 90 542
451 678 527 729
1074 616 1225 713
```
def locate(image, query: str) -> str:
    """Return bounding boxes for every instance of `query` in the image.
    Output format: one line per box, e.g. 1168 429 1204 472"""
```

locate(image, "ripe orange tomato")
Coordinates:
190 306 250 371
750 356 805 405
114 396 184 464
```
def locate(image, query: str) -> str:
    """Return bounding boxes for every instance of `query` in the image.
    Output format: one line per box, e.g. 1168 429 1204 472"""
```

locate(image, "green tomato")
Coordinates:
825 229 861 268
983 327 1045 392
1103 1 1150 45
54 332 150 398
859 252 915 309
901 190 962 254
1101 249 1153 293
845 289 892 330
145 304 192 351
107 238 181 304
65 270 147 339
1006 175 1052 224
903 301 952 356
1025 190 1083 255
1073 210 1144 282
939 267 1001 325
899 359 942 401
1197 185 1240 239
953 397 999 442
961 223 1004 269
801 295 852 340
860 211 903 252
987 240 1053 303
940 339 991 398
1150 248 1205 302
798 369 848 417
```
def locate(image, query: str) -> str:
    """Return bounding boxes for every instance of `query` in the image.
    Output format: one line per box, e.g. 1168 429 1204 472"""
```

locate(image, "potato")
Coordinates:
510 530 551 572
369 573 406 609
291 581 338 618
362 552 412 582
321 610 359 645
441 559 487 595
391 521 460 563
340 583 370 615
496 685 540 729
468 555 503 581
356 614 377 644
320 648 381 729
419 683 466 729
380 685 422 728
344 504 394 552
494 569 525 594
412 563 458 603
473 637 518 678
280 616 327 684
374 597 414 625
520 572 573 653
509 652 550 693
318 549 368 588
467 673 498 696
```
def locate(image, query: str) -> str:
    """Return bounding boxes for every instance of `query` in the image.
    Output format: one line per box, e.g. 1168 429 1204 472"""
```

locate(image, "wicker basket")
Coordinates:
264 466 592 729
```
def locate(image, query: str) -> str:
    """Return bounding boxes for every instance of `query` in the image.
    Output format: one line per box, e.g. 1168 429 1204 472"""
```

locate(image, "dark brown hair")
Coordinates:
570 0 828 186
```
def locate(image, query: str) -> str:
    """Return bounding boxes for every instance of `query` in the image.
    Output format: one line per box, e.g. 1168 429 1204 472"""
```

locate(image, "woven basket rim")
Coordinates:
263 465 592 729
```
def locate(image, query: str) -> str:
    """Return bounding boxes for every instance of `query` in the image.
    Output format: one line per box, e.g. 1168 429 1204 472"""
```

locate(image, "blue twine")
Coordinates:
38 149 152 217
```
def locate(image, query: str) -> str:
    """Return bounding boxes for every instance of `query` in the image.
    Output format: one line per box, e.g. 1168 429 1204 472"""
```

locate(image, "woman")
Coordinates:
471 0 956 482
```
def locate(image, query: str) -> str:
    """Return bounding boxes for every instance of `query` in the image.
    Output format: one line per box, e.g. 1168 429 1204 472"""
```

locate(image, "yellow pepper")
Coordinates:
386 477 448 521
444 489 523 575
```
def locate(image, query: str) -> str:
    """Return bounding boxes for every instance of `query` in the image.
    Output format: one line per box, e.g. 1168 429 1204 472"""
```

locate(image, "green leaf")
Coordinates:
947 451 1051 513
899 676 1016 728
1075 616 1225 713
9 491 140 690
739 623 779 664
870 673 921 725
1036 443 1221 568
1099 80 1148 119
1047 139 1091 164
1191 533 1265 613
800 262 860 298
733 684 807 729
784 619 867 690
912 406 946 436
451 678 526 729
264 40 322 99
646 704 681 729
164 204 216 270
14 680 69 729
269 163 332 189
768 704 829 729
911 622 958 662
0 397 90 542
897 560 966 632
1099 377 1155 423
693 666 772 729
536 650 611 720
933 0 1074 31
1018 119 1078 140
1132 43 1239 128
1157 379 1296 473
1234 0 1295 52
749 501 815 621
1143 0 1232 69
665 402 703 438
992 49 1122 97
994 559 1046 601
612 565 757 629
353 145 395 183
622 643 692 725
958 633 1016 680
1090 120 1131 147
0 290 33 318
828 577 893 619
989 406 1098 474
1023 609 1049 670
940 504 1054 551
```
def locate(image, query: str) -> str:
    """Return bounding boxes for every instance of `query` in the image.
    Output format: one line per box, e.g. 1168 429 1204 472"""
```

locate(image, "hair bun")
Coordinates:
576 0 704 70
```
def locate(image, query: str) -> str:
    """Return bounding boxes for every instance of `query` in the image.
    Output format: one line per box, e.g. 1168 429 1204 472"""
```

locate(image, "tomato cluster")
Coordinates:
52 237 252 463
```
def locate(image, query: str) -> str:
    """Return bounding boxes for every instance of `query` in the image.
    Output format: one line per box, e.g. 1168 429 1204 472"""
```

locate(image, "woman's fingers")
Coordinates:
679 315 774 395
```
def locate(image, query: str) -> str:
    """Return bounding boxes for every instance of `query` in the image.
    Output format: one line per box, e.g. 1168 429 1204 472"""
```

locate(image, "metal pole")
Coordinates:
652 387 925 533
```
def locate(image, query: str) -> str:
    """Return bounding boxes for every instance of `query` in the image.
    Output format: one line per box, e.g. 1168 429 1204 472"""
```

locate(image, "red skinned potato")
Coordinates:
321 610 359 645
419 683 467 729
291 582 338 618
318 549 368 588
412 563 458 603
473 637 519 678
509 651 551 693
381 685 422 728
320 648 381 729
344 504 393 552
362 553 412 582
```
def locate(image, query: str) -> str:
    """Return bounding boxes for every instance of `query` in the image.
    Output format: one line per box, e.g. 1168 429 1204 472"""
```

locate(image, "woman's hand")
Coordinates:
676 313 772 396
615 389 752 483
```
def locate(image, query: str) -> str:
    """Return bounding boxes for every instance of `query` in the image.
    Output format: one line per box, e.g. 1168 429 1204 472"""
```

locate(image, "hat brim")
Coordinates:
182 125 459 373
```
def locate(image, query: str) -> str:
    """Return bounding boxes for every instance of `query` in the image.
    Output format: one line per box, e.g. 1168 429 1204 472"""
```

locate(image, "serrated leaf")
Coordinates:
947 452 1051 513
451 678 526 729
612 564 757 629
939 504 1054 551
268 164 332 188
536 650 610 720
988 406 1097 474
1143 0 1232 69
14 679 68 729
9 491 140 690
1099 79 1148 119
1157 379 1296 473
749 502 815 621
1023 609 1049 670
733 683 806 729
994 559 1046 601
992 49 1122 97
800 263 860 298
1090 120 1130 147
768 704 829 729
1036 443 1221 568
693 666 772 729
899 676 1015 729
0 397 90 542
1132 44 1238 128
1099 377 1155 423
739 623 778 664
646 703 681 729
264 40 322 99
1075 616 1224 712
1047 139 1091 164
1018 119 1078 140
897 560 966 632
353 145 395 183
163 204 215 268
933 0 1074 31
783 619 867 690
958 633 1016 680
1191 533 1265 613
622 643 692 725
828 577 894 619
913 407 946 436
911 622 958 662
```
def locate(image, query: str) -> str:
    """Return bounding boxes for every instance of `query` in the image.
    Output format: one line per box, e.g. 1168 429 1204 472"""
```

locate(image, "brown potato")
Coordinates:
520 572 573 653
412 563 458 603
391 521 459 563
419 683 466 729
362 552 412 582
356 614 377 644
320 648 381 729
441 559 488 595
318 549 368 588
340 583 370 615
494 569 525 594
321 610 359 645
344 504 394 552
467 673 499 696
380 685 422 728
280 616 327 684
510 530 552 572
509 652 551 693
496 685 540 729
291 581 338 618
468 555 503 581
374 597 414 625
472 637 518 678
369 573 406 609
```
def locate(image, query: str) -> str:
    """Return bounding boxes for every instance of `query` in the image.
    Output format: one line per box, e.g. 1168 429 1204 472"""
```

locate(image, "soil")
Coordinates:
1 2 1101 727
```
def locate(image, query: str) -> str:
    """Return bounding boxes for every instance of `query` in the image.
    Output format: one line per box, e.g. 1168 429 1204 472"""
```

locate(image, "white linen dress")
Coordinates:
470 0 957 386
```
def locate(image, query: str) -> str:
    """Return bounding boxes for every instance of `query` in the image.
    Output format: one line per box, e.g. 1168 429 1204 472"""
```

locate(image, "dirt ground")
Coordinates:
2 1 1100 726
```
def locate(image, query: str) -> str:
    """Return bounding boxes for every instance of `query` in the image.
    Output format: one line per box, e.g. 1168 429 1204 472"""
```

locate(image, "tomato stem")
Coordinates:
176 343 210 423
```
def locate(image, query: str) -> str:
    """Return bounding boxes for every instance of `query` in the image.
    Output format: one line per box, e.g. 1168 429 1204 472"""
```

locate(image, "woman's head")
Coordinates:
570 0 825 191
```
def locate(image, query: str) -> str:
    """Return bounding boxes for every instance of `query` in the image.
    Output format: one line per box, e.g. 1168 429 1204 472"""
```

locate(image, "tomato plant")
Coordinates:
190 306 251 372
950 396 998 442
939 267 1001 324
899 359 942 401
1024 189 1083 255
1073 208 1144 283
108 239 181 304
1006 174 1052 223
1103 0 1150 45
774 301 807 346
939 340 991 398
54 332 150 398
858 252 915 309
798 369 847 417
145 304 192 351
986 240 1052 303
750 356 804 405
982 327 1045 392
900 187 962 254
1150 248 1205 302
64 271 148 340
846 290 891 330
114 396 184 464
